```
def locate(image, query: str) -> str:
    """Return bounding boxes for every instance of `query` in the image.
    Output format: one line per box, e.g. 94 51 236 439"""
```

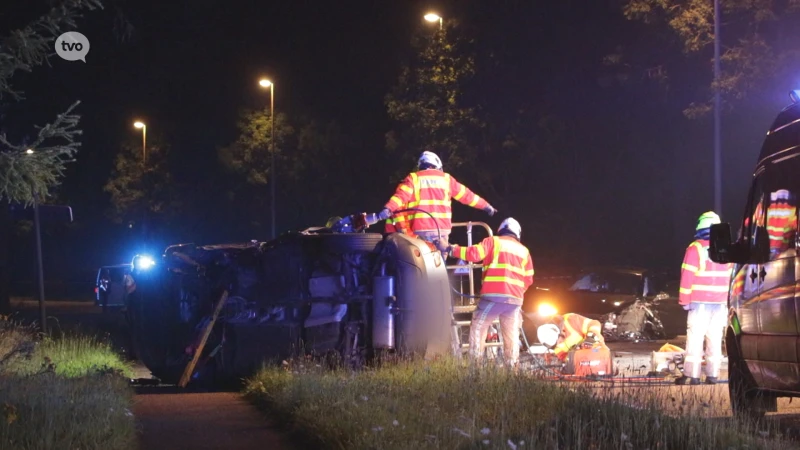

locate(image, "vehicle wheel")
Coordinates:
320 234 383 253
727 330 776 421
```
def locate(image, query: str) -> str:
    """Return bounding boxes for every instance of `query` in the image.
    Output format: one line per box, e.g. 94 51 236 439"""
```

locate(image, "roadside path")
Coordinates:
134 387 289 450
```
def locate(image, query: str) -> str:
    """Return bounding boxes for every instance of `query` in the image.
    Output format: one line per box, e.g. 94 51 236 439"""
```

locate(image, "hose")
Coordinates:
390 207 443 242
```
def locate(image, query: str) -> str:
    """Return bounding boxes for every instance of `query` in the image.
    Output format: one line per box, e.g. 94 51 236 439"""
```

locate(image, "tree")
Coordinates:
0 0 102 313
218 107 295 233
103 136 178 241
618 0 800 116
385 20 483 172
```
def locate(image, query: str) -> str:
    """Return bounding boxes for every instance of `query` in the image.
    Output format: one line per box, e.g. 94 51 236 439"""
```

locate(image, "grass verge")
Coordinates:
244 358 792 450
0 318 136 450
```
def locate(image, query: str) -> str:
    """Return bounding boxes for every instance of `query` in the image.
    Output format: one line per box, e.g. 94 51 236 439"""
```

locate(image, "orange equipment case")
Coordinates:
563 345 612 377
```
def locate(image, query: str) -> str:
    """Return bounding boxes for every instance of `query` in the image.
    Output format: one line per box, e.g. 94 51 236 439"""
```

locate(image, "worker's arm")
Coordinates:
449 175 491 211
522 253 535 290
384 175 416 212
449 237 494 264
678 243 700 306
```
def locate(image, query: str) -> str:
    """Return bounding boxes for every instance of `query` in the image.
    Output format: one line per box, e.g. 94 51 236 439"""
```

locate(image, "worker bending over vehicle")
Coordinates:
437 218 533 366
537 313 606 360
676 211 732 385
371 150 497 246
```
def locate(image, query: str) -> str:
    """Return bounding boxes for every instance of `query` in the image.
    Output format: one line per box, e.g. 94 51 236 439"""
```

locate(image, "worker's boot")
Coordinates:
675 376 701 385
704 376 719 385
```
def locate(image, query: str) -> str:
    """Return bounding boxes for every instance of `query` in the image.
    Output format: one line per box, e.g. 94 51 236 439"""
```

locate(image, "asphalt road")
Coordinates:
134 387 288 450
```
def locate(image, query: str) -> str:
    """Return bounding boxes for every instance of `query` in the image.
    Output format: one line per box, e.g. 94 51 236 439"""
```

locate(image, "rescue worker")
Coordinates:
536 313 605 361
371 150 497 246
436 218 533 366
676 211 732 385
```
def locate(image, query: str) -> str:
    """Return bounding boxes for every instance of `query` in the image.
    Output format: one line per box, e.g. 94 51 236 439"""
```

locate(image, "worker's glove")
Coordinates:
682 304 695 312
483 205 497 217
377 208 392 221
433 239 451 255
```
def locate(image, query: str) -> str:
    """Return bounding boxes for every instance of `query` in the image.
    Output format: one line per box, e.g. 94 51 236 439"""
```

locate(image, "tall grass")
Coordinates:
0 318 136 450
244 358 793 450
0 373 135 450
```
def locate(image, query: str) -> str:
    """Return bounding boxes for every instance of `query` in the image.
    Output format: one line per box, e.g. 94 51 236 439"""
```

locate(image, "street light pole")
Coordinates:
713 0 722 214
133 121 147 248
259 79 276 239
26 149 46 333
134 121 147 164
32 188 46 334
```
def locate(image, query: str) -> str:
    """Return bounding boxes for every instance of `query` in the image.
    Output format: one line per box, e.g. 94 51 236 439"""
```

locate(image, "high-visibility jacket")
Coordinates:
384 169 489 233
553 313 604 360
767 202 790 254
679 239 732 306
385 209 410 234
450 235 534 305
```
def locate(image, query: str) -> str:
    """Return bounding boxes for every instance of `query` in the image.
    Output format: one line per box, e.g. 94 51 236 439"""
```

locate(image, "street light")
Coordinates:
424 12 443 30
133 121 147 165
25 148 34 154
258 78 277 239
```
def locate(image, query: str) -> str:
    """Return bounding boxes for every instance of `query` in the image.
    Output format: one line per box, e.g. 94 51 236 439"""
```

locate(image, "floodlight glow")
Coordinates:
134 255 155 270
537 303 558 317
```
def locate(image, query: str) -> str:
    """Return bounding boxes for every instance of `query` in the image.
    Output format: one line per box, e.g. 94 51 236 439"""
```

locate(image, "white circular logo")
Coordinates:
55 31 90 63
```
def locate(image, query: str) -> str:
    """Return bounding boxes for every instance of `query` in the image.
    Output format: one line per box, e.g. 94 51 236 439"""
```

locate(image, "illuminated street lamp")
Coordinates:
259 78 277 239
424 12 443 30
25 148 34 154
133 121 147 164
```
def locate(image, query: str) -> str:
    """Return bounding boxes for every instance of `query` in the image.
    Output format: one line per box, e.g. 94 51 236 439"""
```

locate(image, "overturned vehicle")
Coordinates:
126 214 454 384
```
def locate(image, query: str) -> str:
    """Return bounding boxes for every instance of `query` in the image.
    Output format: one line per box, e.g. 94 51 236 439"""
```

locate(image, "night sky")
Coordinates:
3 0 793 291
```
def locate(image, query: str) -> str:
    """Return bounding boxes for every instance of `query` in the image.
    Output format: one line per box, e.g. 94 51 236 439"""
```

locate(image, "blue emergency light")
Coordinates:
132 254 155 270
791 90 800 104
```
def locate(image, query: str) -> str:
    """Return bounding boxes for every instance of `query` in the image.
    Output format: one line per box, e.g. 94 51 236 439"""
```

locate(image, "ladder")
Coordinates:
447 222 505 359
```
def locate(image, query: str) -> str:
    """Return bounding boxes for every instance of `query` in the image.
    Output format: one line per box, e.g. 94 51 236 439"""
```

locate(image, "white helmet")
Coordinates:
498 217 522 239
418 151 443 170
537 324 560 348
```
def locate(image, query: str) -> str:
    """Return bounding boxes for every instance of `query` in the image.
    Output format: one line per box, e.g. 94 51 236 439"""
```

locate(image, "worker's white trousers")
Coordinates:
469 298 521 366
683 302 727 379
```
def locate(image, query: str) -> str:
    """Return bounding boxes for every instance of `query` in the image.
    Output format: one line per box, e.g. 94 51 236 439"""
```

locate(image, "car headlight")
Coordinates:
133 255 155 270
613 301 621 307
537 303 558 317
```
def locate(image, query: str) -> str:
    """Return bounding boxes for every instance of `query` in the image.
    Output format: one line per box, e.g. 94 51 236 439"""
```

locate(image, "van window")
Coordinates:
764 153 800 260
742 171 767 254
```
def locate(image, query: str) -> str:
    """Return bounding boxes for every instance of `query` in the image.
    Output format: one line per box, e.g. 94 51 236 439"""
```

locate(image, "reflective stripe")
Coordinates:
491 263 530 276
681 263 699 273
453 183 467 200
408 212 451 219
414 199 451 206
399 184 413 194
680 287 693 295
388 196 403 208
484 276 525 287
468 196 481 207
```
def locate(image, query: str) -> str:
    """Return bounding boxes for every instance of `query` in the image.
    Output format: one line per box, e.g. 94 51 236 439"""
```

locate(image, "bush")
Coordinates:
244 358 792 450
0 318 136 450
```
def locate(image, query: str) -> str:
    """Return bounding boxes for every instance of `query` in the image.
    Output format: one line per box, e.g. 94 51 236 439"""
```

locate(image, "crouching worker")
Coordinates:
436 218 534 366
537 313 606 361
